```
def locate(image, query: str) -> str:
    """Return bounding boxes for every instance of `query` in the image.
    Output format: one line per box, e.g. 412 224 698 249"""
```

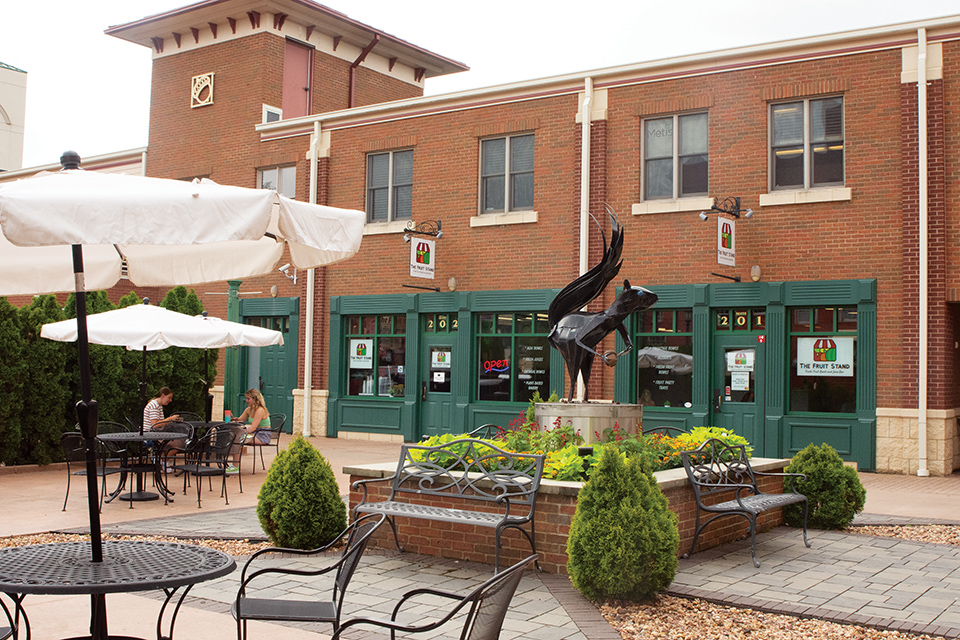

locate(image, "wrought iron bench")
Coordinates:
681 438 810 567
352 439 544 573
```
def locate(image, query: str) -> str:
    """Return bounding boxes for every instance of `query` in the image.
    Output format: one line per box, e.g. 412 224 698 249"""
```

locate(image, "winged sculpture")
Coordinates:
547 206 658 401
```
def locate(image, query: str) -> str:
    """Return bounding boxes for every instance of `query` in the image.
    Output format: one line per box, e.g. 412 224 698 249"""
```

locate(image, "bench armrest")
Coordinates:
351 475 395 506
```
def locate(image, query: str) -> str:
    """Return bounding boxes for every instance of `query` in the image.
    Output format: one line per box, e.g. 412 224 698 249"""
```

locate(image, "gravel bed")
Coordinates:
597 524 958 640
0 533 269 556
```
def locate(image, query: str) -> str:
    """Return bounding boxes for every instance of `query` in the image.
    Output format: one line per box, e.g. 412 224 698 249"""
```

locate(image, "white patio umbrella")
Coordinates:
40 302 284 429
0 153 363 583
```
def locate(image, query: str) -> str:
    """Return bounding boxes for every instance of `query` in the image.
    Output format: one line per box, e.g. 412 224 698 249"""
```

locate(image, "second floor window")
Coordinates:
771 97 844 190
366 150 412 223
480 134 534 213
258 165 296 199
643 113 708 200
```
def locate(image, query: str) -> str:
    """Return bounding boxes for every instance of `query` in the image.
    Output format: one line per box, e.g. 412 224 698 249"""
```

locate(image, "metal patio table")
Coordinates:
0 540 235 640
97 432 181 504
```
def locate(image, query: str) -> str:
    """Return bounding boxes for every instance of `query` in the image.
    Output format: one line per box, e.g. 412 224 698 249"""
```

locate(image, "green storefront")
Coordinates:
328 279 876 470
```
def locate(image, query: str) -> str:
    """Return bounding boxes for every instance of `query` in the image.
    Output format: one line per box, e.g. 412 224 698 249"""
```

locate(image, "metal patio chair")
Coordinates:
233 513 385 640
331 554 538 640
243 412 285 473
172 423 244 507
61 431 125 512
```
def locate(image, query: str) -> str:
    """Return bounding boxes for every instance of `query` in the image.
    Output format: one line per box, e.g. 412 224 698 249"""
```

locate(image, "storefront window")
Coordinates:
476 312 550 403
635 309 693 408
345 314 405 398
789 306 856 413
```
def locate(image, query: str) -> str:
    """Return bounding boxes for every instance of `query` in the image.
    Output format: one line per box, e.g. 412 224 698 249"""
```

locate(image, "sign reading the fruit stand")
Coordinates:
349 339 373 369
796 337 854 377
717 217 735 266
410 238 436 279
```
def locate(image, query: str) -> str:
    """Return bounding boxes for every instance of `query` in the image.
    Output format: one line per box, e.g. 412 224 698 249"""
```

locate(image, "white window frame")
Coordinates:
479 133 535 215
262 104 282 123
641 112 709 202
769 96 845 192
366 149 413 224
257 165 296 199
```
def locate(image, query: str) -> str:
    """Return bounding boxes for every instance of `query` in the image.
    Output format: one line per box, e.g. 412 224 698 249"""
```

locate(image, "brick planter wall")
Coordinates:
347 458 791 574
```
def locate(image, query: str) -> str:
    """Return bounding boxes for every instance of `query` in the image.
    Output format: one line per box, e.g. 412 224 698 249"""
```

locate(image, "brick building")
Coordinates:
9 1 960 475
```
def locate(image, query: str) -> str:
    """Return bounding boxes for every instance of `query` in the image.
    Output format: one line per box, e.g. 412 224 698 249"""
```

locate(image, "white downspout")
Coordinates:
577 77 593 401
917 29 929 477
141 150 147 176
303 121 320 437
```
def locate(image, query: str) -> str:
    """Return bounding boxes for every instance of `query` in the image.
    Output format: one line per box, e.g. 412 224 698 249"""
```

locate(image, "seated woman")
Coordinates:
226 388 270 473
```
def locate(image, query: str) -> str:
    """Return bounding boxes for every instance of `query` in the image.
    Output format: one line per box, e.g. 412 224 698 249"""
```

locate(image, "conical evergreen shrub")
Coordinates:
567 444 679 600
257 436 347 549
784 442 866 530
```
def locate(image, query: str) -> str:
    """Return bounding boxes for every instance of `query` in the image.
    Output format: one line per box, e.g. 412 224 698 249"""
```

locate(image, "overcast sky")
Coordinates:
2 0 958 168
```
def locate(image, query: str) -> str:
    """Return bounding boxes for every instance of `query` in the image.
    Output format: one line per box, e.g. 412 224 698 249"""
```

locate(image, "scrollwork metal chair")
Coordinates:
331 554 537 640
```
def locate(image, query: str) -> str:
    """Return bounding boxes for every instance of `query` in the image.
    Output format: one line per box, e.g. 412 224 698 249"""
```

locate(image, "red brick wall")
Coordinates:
350 468 788 574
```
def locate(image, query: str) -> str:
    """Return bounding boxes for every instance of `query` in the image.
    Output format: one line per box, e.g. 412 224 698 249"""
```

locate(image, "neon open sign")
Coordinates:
483 359 510 373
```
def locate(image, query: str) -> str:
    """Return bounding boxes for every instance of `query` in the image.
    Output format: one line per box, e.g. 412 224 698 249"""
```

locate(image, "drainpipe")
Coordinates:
576 77 593 400
303 121 320 437
140 150 147 177
917 29 930 477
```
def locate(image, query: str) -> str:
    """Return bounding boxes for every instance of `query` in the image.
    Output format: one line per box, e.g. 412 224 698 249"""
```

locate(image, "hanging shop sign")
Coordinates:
410 238 436 279
717 217 735 266
797 337 854 377
349 338 373 369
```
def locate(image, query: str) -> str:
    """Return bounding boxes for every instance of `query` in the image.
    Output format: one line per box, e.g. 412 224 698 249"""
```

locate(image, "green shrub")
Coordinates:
783 443 866 530
567 444 678 601
257 436 346 549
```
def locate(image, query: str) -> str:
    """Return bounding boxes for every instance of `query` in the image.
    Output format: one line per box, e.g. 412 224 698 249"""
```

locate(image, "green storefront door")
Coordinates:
419 336 454 439
712 334 765 450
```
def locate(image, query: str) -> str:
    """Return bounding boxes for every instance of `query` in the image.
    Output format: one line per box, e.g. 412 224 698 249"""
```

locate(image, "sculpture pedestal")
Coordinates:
534 402 643 445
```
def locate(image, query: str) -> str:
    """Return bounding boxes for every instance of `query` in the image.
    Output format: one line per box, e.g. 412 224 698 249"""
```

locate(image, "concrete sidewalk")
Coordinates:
3 436 959 639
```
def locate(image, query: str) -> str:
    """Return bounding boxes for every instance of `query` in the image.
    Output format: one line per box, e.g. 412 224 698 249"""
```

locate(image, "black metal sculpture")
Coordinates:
547 207 658 401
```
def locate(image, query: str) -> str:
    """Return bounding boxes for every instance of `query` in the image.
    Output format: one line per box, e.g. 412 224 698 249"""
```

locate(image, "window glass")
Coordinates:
366 150 413 223
635 309 694 408
346 315 406 398
476 312 551 403
478 336 511 402
772 97 844 190
679 113 708 196
788 306 857 413
481 135 534 213
259 166 297 199
644 112 708 200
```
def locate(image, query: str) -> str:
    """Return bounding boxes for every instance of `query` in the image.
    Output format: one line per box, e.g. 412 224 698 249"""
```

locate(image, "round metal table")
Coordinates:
0 540 235 639
97 432 182 503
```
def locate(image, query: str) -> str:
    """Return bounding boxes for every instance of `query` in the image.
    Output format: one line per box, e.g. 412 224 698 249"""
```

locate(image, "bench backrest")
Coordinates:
391 439 544 509
680 438 758 504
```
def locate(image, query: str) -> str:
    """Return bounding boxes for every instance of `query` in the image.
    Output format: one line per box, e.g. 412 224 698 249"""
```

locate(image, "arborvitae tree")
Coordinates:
161 286 211 417
18 295 69 464
0 298 25 465
784 442 866 530
257 436 347 549
567 444 679 601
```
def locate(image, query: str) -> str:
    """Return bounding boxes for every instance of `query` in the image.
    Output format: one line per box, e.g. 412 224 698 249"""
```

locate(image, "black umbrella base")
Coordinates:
119 492 160 502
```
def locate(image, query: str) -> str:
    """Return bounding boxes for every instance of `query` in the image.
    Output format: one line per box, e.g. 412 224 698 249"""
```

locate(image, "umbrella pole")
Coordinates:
204 349 213 422
140 346 147 435
72 245 104 564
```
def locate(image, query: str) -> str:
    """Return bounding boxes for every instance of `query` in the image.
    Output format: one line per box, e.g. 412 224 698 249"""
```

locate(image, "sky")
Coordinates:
2 0 959 168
